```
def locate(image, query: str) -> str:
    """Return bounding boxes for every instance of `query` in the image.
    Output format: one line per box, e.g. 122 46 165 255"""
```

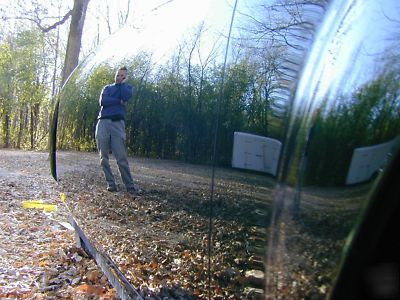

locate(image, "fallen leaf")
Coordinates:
75 284 106 296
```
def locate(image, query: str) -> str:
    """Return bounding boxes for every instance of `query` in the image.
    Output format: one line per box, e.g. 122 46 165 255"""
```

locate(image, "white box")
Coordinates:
232 132 282 176
346 138 398 184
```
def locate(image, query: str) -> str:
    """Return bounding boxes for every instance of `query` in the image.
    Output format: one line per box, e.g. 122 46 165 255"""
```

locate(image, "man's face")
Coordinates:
115 69 127 84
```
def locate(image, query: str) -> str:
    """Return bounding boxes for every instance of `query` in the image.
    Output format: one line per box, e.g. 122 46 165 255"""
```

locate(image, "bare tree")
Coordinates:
118 0 132 27
61 0 90 85
85 0 133 52
1 0 91 85
0 1 73 33
196 23 220 110
242 0 329 50
237 0 331 124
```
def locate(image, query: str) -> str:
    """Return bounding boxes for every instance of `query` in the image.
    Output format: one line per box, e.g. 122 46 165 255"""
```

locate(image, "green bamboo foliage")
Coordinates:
0 29 51 149
1 29 399 174
305 71 400 186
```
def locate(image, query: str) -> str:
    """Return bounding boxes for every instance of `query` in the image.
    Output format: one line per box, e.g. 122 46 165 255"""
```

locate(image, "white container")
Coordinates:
232 132 282 176
346 138 398 185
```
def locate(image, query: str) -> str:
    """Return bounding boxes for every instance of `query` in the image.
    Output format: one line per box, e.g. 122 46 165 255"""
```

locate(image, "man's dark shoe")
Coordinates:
107 186 118 192
127 186 141 195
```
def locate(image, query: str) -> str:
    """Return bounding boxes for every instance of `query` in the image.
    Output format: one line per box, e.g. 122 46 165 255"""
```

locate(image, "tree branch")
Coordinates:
40 10 73 33
3 10 73 33
151 0 175 12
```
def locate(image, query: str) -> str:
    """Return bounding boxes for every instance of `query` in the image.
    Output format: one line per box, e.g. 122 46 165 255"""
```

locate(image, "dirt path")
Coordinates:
55 150 274 298
1 149 360 299
0 149 274 299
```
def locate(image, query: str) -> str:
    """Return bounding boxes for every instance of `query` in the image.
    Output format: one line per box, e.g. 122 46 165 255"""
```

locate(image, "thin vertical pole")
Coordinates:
207 0 239 298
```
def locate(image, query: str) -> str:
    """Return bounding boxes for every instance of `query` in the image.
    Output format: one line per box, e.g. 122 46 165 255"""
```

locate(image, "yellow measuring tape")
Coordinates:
22 200 57 212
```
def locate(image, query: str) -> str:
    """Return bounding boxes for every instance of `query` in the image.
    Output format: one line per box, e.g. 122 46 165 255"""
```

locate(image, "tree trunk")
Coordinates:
52 25 61 97
17 109 24 149
30 106 34 149
4 114 10 148
30 103 40 149
61 0 90 86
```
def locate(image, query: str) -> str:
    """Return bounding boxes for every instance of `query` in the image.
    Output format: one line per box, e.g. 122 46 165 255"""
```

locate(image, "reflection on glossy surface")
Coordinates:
266 0 400 298
50 0 400 298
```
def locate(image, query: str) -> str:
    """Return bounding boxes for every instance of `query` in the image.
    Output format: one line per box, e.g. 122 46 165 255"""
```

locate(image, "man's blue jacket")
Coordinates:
97 83 133 121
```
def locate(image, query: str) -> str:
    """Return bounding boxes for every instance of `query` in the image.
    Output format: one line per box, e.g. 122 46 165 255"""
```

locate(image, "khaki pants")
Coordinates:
95 119 135 190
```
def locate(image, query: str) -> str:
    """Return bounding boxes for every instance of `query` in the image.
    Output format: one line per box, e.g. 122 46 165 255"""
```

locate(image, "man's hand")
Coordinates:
122 75 128 83
115 69 128 84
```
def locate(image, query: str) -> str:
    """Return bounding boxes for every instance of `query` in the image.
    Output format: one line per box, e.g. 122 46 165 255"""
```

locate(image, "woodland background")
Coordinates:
0 0 399 186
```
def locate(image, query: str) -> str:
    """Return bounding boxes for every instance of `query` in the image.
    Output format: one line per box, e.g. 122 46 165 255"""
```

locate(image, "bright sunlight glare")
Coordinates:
294 0 400 115
84 0 241 69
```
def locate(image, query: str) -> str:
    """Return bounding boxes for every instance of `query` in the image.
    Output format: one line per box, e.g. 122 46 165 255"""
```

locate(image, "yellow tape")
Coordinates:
23 199 44 204
60 193 67 202
22 200 57 212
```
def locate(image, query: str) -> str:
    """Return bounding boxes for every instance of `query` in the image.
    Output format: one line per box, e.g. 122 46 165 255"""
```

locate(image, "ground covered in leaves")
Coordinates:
0 150 118 299
55 150 273 299
0 149 365 299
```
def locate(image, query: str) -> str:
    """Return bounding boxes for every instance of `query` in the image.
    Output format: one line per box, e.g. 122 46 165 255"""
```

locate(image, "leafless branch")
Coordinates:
123 0 131 24
40 10 73 33
151 0 175 12
2 10 73 33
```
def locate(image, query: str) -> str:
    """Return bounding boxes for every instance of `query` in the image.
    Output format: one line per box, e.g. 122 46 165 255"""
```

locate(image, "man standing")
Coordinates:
95 66 138 194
